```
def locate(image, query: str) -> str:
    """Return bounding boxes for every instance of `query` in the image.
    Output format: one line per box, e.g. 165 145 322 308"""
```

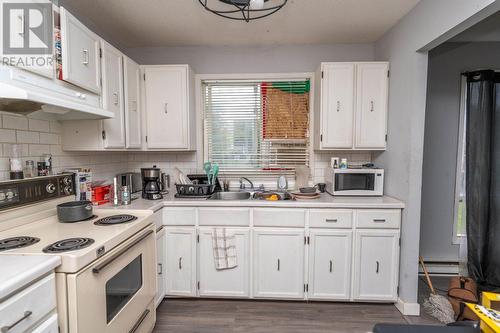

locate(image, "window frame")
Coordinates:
452 76 467 244
196 72 315 187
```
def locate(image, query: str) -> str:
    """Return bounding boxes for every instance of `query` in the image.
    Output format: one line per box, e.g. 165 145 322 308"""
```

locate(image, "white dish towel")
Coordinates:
212 228 238 270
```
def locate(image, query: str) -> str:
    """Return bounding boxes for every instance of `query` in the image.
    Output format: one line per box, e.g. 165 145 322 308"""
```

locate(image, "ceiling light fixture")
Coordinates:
198 0 288 22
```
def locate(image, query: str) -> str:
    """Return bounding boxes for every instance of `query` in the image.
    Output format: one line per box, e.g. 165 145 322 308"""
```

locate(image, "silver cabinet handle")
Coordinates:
329 260 333 273
93 229 153 274
129 309 150 333
336 101 340 112
1 311 32 332
113 92 119 106
131 100 138 112
277 259 280 271
164 103 168 114
373 219 386 223
158 263 163 275
82 49 89 65
370 100 374 112
178 257 182 270
325 219 338 223
376 261 380 274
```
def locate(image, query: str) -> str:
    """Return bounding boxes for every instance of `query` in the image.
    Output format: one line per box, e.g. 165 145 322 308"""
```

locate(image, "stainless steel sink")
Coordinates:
208 192 252 200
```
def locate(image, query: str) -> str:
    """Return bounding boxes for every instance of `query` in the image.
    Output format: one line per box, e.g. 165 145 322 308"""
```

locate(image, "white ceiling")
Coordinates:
60 0 420 48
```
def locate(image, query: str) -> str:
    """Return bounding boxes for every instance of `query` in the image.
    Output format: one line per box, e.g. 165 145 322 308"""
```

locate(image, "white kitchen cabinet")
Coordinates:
101 40 125 148
353 229 400 302
198 228 250 297
143 65 195 150
165 228 197 297
308 230 352 300
253 229 305 299
155 227 166 307
60 7 101 94
318 63 355 149
355 63 389 149
315 62 389 150
124 57 142 148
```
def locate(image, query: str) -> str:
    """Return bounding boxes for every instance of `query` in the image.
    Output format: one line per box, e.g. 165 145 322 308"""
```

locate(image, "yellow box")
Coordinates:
467 292 500 333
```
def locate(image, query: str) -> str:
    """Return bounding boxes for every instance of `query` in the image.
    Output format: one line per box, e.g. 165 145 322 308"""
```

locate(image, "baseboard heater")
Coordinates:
419 261 460 275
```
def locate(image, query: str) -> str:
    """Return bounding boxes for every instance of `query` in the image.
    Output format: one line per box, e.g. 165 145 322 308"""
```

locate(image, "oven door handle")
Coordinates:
92 229 154 274
129 309 150 333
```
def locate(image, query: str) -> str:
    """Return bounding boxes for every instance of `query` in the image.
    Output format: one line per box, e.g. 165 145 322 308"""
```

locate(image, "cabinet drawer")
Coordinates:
0 274 56 333
355 210 401 229
31 314 58 333
309 210 353 228
199 208 250 226
163 207 196 226
253 208 305 227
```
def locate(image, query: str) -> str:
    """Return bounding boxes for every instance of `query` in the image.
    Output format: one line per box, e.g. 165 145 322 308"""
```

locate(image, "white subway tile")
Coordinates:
29 144 51 156
28 119 50 132
16 130 39 144
49 121 62 133
0 158 10 171
3 115 28 130
0 129 16 143
39 132 59 145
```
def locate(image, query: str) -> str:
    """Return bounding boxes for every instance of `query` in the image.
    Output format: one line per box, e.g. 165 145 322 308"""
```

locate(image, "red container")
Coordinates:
92 185 111 205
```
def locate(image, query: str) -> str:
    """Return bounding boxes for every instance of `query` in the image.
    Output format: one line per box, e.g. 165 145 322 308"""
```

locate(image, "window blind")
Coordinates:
203 79 310 178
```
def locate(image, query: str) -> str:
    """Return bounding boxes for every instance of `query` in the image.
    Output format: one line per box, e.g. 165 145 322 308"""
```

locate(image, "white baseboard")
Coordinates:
418 262 459 275
395 298 421 316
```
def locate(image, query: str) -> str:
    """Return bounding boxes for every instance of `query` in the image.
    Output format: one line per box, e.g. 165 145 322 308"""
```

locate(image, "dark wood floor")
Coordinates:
153 277 448 332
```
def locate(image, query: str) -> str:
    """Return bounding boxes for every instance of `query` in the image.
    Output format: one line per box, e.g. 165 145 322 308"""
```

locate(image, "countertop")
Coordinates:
98 192 405 212
0 255 60 301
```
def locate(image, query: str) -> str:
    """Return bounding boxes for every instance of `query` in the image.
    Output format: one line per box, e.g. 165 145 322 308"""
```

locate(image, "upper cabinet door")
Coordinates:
124 57 142 149
321 63 355 149
60 7 101 94
355 63 389 149
101 40 125 149
143 65 190 150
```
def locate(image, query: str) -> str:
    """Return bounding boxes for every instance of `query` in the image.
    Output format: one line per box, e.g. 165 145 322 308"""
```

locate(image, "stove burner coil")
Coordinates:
43 237 95 253
94 214 137 226
0 236 40 251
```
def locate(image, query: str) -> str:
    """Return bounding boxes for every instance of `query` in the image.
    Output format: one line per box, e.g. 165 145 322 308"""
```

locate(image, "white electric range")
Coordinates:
0 176 157 333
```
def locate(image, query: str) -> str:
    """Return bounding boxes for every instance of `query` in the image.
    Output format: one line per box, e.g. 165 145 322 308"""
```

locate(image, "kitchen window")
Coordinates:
203 79 311 179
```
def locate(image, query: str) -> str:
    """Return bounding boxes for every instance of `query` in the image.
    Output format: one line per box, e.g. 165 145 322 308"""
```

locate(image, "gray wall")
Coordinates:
374 0 500 312
126 44 374 73
420 42 500 262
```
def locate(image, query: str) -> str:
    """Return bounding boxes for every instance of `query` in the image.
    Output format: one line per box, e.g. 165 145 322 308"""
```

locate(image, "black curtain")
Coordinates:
465 70 500 291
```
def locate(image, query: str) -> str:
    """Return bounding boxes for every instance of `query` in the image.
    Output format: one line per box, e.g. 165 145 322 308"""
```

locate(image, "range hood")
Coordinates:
0 66 114 120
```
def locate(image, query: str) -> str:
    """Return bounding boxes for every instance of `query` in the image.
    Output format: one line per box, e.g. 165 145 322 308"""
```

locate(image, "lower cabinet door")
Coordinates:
198 228 250 297
353 229 400 301
308 230 352 300
165 228 197 297
156 227 166 306
253 229 305 299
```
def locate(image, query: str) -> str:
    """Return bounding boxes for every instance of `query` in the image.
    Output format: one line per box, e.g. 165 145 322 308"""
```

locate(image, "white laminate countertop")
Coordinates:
98 193 405 212
0 255 60 301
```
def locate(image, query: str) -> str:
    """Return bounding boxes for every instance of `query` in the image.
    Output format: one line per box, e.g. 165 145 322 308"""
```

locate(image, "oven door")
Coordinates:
66 225 156 333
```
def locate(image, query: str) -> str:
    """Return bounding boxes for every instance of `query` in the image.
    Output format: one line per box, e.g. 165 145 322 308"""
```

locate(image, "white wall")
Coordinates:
126 44 375 74
373 0 500 314
420 42 500 262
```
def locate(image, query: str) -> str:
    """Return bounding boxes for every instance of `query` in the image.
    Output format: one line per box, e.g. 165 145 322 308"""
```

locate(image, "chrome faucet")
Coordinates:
239 177 254 190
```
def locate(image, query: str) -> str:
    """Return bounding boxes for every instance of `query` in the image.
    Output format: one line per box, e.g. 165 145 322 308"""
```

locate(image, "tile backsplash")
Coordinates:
0 112 372 186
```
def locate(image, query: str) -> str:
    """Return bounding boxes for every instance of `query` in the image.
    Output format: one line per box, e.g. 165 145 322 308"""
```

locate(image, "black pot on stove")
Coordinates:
57 201 94 223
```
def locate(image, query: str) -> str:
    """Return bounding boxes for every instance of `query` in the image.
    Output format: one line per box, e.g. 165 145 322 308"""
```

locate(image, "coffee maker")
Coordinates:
141 166 168 200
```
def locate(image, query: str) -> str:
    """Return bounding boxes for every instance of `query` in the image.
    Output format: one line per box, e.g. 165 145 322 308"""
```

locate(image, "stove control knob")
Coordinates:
46 183 56 194
6 191 14 199
62 176 72 185
63 187 73 195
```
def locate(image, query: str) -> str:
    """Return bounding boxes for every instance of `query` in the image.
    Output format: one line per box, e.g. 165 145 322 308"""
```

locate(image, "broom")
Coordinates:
419 256 455 324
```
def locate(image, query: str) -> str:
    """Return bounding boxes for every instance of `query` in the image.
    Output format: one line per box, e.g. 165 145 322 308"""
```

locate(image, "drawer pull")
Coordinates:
376 261 380 274
129 309 150 333
1 311 32 332
178 257 182 270
325 219 338 223
329 260 333 273
277 259 280 271
82 49 89 65
373 219 387 223
158 263 163 275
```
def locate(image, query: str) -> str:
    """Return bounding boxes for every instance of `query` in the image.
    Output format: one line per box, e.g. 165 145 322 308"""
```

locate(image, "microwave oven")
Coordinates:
326 168 384 196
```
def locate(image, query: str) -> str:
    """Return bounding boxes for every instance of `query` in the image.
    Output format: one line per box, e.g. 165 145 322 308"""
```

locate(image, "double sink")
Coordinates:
208 191 293 201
